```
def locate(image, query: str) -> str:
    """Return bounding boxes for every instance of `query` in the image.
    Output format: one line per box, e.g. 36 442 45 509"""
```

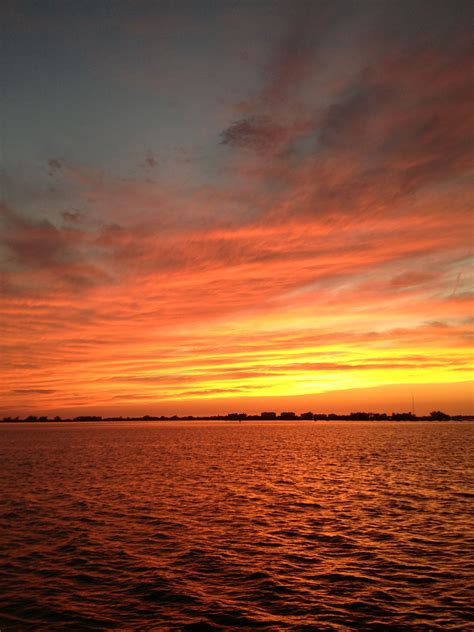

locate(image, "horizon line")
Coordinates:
3 410 473 423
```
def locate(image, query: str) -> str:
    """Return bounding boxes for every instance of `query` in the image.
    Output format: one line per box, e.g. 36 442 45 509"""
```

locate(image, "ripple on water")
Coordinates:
0 421 473 630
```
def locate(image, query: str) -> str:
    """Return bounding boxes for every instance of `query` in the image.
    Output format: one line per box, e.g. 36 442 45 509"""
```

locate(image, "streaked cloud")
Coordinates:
1 0 472 416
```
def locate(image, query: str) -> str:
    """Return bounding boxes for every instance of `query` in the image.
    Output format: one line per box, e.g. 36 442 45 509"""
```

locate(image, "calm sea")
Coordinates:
0 421 472 630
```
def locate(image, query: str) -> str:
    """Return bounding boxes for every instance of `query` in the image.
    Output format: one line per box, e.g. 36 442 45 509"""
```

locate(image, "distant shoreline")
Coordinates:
2 411 473 423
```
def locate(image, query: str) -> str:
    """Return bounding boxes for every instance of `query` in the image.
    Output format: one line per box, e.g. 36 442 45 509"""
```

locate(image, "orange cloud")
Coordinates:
1 2 472 417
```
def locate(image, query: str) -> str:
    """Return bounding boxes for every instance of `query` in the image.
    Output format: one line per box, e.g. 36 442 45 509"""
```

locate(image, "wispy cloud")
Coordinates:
1 1 472 416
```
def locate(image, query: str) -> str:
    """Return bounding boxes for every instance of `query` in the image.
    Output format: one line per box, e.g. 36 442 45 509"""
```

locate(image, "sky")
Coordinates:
1 0 472 417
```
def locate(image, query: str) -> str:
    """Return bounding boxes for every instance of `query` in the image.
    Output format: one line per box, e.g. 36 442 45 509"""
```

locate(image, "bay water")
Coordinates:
1 421 472 630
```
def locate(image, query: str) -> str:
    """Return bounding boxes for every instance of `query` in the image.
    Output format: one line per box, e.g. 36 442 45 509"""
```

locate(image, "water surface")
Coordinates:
1 421 473 630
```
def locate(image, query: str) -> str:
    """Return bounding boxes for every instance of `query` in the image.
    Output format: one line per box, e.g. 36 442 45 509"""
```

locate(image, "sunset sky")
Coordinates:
1 0 472 417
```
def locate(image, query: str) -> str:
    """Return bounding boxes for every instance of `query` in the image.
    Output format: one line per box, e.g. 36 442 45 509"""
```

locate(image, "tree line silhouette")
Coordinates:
2 410 466 423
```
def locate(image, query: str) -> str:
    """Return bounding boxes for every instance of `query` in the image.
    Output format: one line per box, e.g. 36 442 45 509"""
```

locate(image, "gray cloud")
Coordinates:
47 158 63 171
220 115 285 153
62 210 83 223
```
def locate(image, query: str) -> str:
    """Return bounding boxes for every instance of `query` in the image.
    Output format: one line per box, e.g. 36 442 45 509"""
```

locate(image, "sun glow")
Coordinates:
1 1 472 418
